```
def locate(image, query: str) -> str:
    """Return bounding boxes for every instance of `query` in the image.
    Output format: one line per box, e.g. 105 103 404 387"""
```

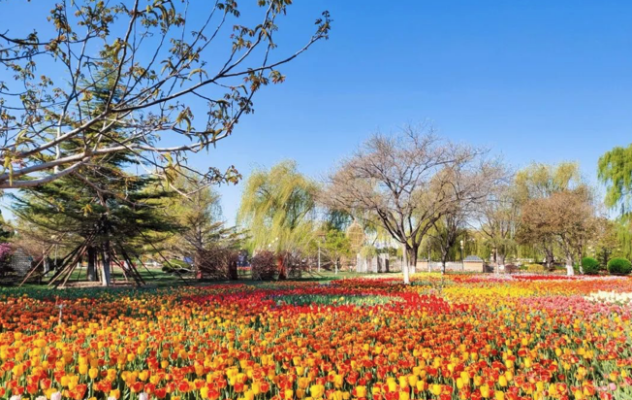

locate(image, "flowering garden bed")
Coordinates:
0 274 631 400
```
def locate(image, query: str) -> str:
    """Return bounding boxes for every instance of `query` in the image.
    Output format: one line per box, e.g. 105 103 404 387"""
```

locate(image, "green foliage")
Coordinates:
160 173 242 258
0 1 331 188
525 263 547 273
162 259 191 273
581 257 600 275
607 257 632 275
322 229 351 260
360 245 378 259
0 213 13 242
10 72 179 261
598 144 632 213
514 162 582 202
238 161 318 254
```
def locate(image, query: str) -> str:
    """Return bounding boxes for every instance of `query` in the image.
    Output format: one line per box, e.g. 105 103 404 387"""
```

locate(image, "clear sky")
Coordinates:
195 0 632 224
1 1 632 225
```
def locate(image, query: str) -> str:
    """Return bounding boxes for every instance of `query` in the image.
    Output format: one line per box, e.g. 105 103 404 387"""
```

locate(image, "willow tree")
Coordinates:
598 144 632 215
238 161 318 278
0 1 331 189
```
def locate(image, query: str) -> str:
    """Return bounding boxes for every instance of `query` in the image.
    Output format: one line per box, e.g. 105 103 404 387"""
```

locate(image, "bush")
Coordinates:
525 263 546 273
581 257 600 275
251 250 278 281
608 258 632 275
503 264 519 274
0 243 13 277
196 247 239 280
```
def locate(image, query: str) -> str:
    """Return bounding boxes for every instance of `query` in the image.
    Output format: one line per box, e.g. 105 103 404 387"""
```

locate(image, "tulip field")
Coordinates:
1 274 632 400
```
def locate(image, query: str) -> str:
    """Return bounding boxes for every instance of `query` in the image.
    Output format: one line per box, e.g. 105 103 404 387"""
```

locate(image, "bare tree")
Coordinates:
0 1 331 189
518 188 595 275
322 126 504 283
474 183 517 270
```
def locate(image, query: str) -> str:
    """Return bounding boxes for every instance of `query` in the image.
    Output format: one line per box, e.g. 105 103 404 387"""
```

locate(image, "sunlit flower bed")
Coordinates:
1 273 632 400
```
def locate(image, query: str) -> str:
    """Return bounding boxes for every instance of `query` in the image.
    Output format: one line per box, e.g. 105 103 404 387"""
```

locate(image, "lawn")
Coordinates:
1 273 631 400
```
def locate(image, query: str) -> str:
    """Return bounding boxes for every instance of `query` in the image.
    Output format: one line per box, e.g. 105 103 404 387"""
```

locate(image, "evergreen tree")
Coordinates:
11 71 178 286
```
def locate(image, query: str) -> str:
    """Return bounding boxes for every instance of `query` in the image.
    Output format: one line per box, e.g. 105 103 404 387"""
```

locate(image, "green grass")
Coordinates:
0 266 402 298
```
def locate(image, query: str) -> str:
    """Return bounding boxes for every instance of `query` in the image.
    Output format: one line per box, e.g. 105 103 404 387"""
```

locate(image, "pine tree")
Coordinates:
11 70 179 286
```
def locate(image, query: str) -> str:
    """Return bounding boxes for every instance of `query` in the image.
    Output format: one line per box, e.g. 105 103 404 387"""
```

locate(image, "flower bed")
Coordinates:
0 274 632 399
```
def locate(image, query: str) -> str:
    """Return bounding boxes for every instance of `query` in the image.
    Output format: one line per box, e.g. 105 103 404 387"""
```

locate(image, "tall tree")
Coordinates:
474 184 518 269
238 161 318 278
518 187 595 275
161 173 241 270
322 127 504 284
590 216 619 268
10 72 179 285
429 207 467 274
514 162 583 268
598 144 632 215
322 228 351 274
0 1 331 188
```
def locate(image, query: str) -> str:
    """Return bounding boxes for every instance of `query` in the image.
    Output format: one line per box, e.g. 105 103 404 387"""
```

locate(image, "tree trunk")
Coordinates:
100 242 112 287
87 246 97 281
194 249 203 279
440 248 449 275
43 257 50 274
402 243 410 284
565 264 574 276
277 254 287 280
565 254 574 276
409 244 418 274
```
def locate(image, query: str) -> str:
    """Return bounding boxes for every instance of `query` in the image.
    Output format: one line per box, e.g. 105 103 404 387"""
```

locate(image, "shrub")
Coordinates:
283 252 309 279
581 257 600 275
251 250 278 281
0 243 13 277
197 247 239 280
608 258 632 275
525 263 546 273
503 264 519 274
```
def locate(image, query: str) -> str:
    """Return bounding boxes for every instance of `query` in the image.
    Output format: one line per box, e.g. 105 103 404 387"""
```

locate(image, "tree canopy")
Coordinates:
238 161 318 255
598 144 632 214
0 0 331 189
322 126 505 283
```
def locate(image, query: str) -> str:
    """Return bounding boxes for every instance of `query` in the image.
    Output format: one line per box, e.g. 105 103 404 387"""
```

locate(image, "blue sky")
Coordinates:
198 0 632 224
1 1 631 224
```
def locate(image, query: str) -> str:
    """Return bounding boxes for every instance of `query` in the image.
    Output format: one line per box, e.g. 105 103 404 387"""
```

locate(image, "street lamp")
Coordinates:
460 240 464 270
